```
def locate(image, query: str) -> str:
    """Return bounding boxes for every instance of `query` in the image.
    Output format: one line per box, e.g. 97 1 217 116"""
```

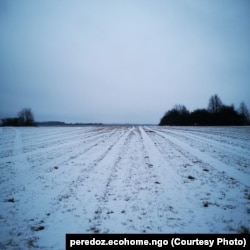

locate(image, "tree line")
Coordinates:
159 94 250 126
1 108 35 126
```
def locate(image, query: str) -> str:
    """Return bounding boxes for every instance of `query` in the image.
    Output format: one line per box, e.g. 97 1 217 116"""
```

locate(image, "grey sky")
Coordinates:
0 0 249 124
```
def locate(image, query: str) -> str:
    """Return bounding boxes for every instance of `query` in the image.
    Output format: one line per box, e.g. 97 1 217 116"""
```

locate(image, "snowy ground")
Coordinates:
0 126 250 249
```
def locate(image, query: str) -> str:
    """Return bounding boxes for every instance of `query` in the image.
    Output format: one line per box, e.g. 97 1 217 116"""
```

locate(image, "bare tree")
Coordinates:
207 94 223 113
173 104 189 114
238 101 250 124
18 108 35 126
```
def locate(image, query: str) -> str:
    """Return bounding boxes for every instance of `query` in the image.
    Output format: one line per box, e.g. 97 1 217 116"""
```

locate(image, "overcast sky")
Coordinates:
0 0 249 124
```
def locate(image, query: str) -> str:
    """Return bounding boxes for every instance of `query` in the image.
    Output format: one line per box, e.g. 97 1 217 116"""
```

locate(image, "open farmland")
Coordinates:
0 126 250 249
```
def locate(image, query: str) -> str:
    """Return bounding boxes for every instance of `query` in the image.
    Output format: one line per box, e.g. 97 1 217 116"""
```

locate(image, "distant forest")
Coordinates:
1 108 104 127
1 109 103 127
1 108 36 126
2 95 249 127
159 94 250 126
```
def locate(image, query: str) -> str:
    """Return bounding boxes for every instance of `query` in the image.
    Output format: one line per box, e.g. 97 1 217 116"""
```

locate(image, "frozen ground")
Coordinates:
0 126 249 249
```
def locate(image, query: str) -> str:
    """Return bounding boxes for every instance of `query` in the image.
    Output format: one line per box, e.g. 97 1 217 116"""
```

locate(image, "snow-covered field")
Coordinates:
0 126 250 249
